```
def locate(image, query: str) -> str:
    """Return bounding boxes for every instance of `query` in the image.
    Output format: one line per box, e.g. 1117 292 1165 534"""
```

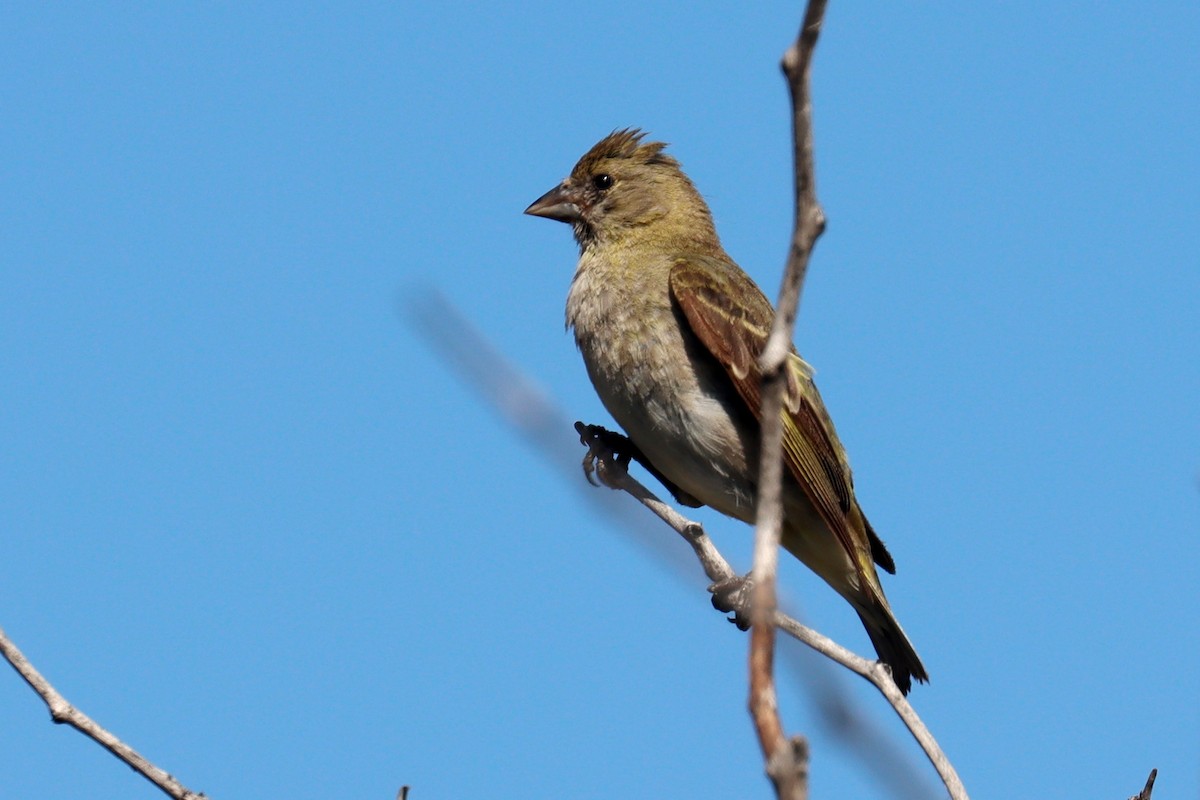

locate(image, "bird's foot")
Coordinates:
709 573 755 631
573 421 704 507
574 422 634 490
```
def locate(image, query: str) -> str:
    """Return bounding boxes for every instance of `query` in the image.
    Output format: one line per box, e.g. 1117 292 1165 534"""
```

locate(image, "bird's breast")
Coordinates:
566 254 758 520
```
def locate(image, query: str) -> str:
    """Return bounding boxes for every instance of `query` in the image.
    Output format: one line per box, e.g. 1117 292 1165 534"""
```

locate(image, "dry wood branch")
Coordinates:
1128 769 1156 800
772 615 966 799
0 626 207 800
748 2 828 798
749 6 973 795
584 441 736 587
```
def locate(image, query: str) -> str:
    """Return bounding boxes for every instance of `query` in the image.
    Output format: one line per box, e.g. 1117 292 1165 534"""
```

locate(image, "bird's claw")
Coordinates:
573 421 704 507
575 422 633 490
709 574 755 631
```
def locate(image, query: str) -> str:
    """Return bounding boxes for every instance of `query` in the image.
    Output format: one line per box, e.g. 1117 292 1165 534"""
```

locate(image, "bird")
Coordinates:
524 129 927 694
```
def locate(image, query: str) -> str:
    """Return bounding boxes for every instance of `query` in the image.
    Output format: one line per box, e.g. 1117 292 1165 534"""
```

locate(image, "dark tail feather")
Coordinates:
855 604 928 695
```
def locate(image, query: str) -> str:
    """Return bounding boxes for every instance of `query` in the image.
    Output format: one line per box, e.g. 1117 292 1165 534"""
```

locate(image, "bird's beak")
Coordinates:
524 183 583 224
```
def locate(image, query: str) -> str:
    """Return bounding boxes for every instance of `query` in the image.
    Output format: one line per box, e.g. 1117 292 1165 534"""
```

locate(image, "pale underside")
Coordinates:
566 248 860 595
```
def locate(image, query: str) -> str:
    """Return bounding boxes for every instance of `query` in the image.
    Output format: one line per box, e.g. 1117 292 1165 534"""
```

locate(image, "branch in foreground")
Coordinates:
0 626 207 800
753 4 1152 800
747 2 829 798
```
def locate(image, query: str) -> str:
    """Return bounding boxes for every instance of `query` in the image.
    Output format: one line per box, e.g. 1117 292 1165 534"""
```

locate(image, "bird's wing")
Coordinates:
669 256 887 582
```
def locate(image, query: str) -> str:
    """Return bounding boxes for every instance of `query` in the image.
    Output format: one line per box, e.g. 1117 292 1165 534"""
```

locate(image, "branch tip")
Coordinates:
1129 769 1157 800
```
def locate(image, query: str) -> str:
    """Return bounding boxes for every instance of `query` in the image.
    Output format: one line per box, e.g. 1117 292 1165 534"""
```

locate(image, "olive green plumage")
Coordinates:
526 129 927 694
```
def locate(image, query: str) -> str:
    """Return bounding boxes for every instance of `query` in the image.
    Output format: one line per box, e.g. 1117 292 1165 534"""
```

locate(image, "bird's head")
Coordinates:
525 129 718 250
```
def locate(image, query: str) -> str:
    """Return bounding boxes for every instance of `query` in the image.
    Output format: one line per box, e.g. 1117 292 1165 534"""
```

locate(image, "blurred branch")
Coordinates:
0 625 207 800
405 288 697 579
747 2 829 797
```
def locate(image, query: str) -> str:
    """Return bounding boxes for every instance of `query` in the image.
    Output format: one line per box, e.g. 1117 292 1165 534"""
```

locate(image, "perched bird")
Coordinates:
525 129 927 694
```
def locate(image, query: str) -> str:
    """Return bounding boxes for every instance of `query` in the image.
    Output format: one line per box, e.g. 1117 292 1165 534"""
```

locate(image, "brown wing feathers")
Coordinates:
669 258 879 582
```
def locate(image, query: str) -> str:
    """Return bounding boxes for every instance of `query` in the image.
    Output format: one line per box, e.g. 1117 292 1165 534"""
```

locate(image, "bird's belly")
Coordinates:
597 354 854 584
583 334 760 523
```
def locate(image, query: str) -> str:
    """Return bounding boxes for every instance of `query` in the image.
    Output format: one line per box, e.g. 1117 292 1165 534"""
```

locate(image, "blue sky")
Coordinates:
2 3 1197 798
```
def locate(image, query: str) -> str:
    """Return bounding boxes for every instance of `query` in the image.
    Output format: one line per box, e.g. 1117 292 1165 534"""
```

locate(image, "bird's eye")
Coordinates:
592 173 613 191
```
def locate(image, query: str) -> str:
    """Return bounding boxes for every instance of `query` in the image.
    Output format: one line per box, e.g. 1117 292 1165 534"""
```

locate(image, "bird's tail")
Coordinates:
854 598 928 695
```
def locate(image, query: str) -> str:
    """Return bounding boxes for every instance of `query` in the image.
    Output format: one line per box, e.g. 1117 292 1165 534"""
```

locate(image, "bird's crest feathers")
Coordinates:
571 128 677 179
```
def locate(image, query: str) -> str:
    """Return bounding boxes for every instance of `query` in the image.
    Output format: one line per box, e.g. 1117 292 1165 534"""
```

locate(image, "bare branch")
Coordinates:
577 429 966 797
748 2 829 798
583 440 735 586
767 0 829 367
1128 769 1157 800
0 626 207 800
773 615 967 799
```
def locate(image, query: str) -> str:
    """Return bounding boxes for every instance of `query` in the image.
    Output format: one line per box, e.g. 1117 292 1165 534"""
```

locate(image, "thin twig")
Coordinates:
1128 769 1156 800
589 452 967 798
600 463 736 586
767 0 829 368
0 626 207 800
772 615 967 798
748 2 828 798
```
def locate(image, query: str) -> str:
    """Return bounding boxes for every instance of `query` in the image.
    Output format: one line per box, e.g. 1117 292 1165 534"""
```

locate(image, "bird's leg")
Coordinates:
709 574 755 631
573 421 703 507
